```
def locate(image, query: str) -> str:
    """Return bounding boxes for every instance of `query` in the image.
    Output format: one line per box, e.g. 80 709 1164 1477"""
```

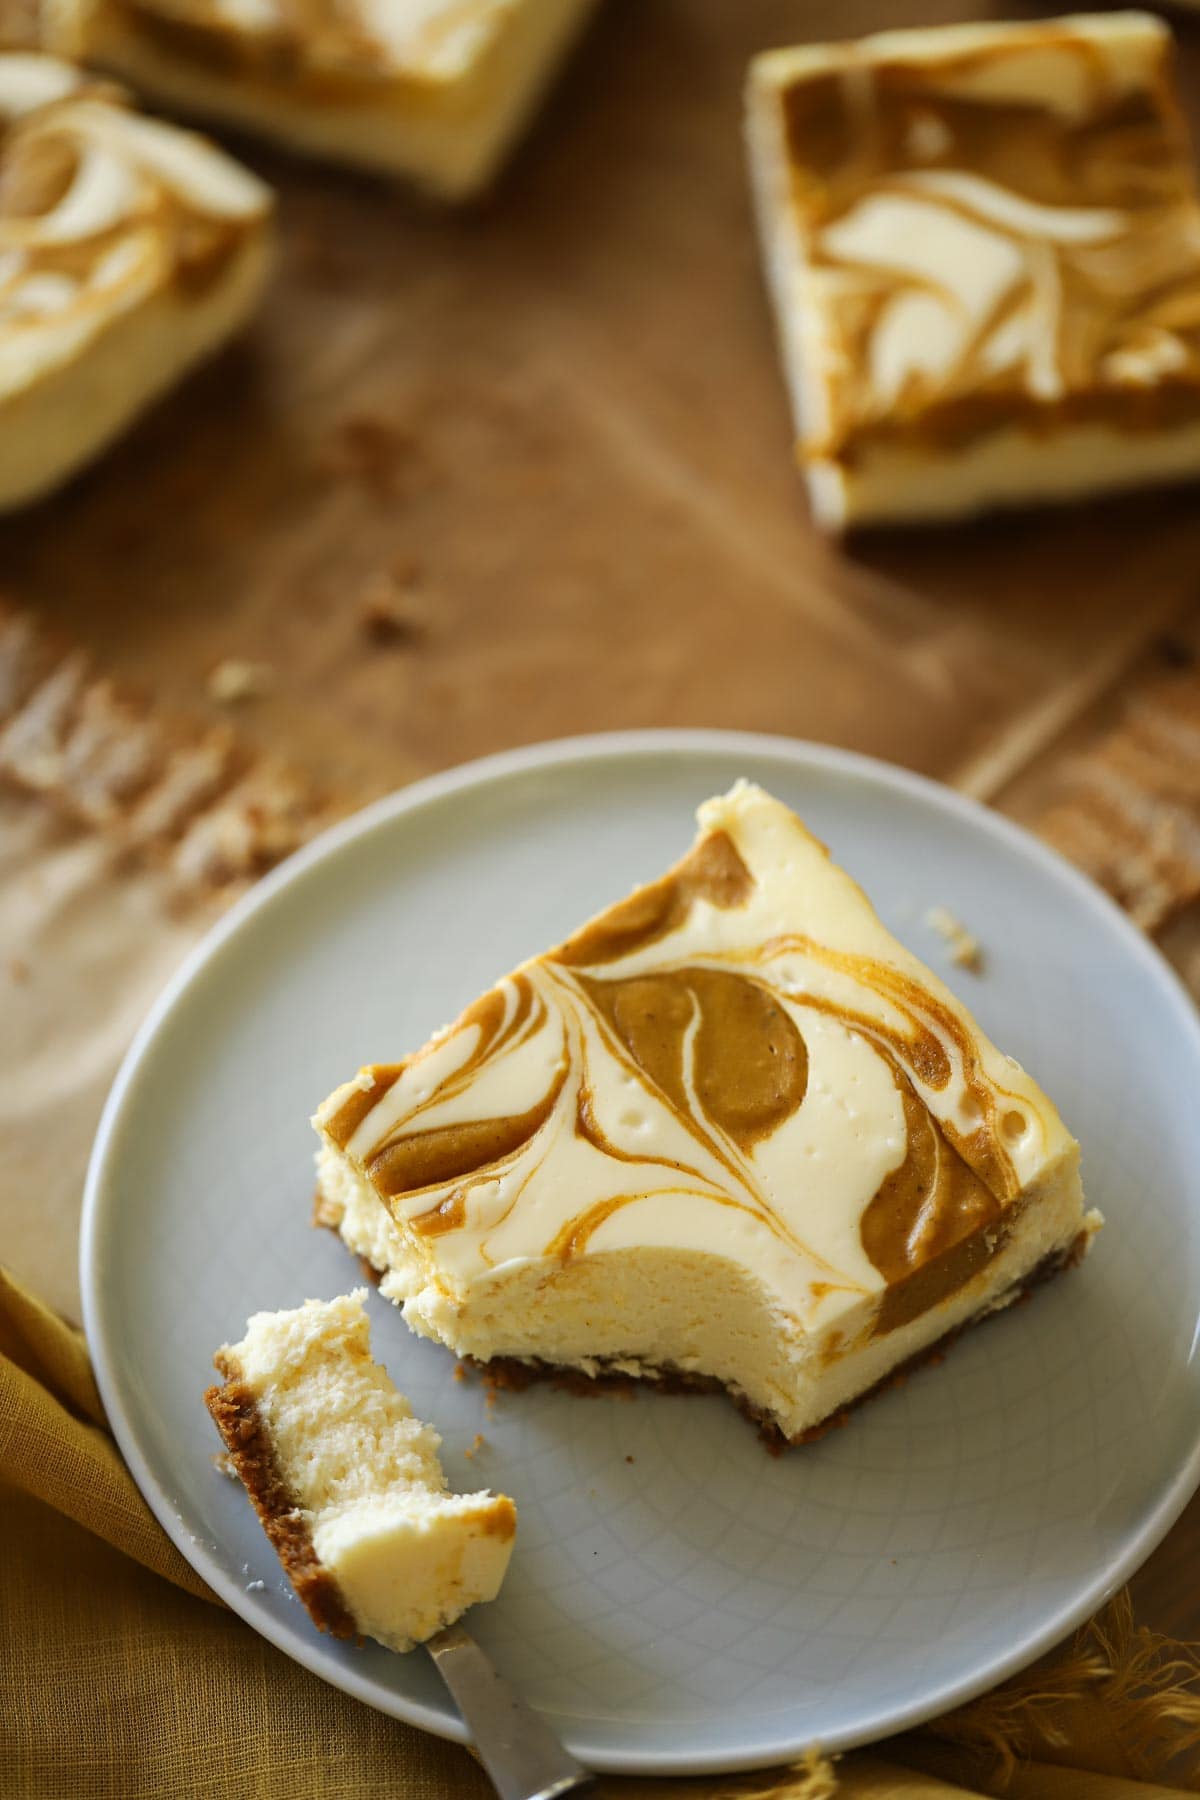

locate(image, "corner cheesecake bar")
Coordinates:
44 0 597 196
314 784 1099 1446
746 12 1200 528
206 1292 517 1650
0 55 271 510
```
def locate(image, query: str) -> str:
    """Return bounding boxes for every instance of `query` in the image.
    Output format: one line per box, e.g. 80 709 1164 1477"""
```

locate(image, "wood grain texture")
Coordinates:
3 2 1200 805
2 0 1200 1649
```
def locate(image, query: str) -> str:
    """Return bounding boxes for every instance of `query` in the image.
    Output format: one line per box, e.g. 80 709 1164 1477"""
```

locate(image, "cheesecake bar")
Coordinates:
46 0 597 196
206 1292 517 1650
0 55 271 511
746 13 1200 529
314 783 1098 1446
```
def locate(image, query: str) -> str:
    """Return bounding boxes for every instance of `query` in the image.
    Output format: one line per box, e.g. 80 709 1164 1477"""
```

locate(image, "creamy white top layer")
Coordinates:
316 785 1080 1338
747 12 1200 457
0 55 271 398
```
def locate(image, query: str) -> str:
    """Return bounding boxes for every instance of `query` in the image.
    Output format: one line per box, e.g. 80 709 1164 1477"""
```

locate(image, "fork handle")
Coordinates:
426 1622 596 1800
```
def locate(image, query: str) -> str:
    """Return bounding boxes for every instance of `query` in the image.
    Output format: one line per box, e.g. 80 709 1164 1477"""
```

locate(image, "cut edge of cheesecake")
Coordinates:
315 1147 1099 1448
204 1291 517 1651
465 1224 1096 1450
312 783 1100 1447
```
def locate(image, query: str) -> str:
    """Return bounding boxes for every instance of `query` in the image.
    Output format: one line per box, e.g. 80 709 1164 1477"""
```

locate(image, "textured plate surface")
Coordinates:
82 732 1200 1777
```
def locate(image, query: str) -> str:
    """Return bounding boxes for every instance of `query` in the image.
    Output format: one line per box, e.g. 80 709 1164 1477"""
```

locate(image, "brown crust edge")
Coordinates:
311 1186 383 1289
204 1357 358 1639
468 1230 1095 1454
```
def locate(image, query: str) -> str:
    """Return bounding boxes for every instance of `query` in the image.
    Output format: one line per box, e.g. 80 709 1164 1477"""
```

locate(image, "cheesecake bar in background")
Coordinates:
746 12 1200 529
0 54 271 510
313 783 1098 1448
206 1292 517 1650
43 0 598 196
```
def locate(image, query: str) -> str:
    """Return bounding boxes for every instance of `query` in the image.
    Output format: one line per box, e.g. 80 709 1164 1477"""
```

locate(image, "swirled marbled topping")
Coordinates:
85 0 530 89
0 54 270 397
749 13 1200 461
316 784 1081 1340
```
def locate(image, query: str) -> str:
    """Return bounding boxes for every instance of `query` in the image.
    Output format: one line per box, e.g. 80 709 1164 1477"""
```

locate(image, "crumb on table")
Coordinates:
207 659 274 706
357 567 428 644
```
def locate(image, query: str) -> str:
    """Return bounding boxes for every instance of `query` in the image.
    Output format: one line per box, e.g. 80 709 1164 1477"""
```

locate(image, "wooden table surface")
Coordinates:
4 0 1200 1648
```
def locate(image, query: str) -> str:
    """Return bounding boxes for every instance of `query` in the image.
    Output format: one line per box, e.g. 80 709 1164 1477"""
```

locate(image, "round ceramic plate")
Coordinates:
82 731 1200 1778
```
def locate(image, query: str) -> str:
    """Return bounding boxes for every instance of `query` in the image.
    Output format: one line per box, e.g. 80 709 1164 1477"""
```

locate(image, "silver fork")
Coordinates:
427 1622 596 1800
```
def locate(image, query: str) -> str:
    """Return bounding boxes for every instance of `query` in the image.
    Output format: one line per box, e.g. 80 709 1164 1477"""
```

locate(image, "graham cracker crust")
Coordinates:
310 1187 385 1289
204 1358 357 1639
467 1230 1094 1454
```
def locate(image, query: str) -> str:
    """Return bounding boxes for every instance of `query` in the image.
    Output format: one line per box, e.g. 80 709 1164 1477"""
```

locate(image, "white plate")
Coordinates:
82 731 1200 1778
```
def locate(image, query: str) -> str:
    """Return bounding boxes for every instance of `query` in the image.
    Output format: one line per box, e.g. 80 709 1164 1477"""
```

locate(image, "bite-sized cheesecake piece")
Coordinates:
205 1291 517 1650
746 13 1200 530
0 54 271 512
314 784 1099 1446
45 0 597 196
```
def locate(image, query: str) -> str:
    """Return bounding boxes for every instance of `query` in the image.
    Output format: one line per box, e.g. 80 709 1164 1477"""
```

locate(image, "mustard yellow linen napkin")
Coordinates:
4 1264 1200 1800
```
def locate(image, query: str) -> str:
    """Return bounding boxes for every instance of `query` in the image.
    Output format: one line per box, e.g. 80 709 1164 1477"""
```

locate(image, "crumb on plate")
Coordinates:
926 904 984 973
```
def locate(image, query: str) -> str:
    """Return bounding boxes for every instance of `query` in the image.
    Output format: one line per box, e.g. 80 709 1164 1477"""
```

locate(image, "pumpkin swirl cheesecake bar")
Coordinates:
746 12 1200 528
0 54 271 510
314 784 1100 1446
